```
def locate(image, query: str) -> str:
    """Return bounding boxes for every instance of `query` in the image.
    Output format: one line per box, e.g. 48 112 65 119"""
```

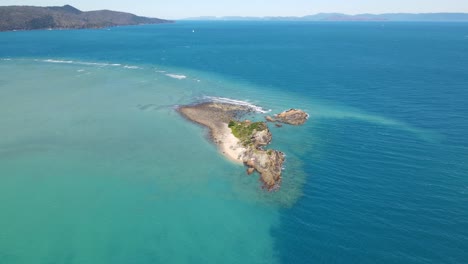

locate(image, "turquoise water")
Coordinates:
1 22 468 263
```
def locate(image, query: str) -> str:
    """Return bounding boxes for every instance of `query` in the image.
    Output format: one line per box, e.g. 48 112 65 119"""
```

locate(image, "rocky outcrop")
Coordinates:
234 121 284 190
251 127 272 147
266 109 309 125
242 149 285 190
265 116 276 122
178 102 286 191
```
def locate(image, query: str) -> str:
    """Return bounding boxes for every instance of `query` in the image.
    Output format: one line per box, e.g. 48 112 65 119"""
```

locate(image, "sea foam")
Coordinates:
165 74 187 80
123 65 141 69
203 96 271 114
37 59 147 70
41 59 122 67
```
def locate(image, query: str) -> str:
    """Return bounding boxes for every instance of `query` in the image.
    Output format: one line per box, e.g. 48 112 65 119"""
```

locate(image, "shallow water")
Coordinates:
0 61 284 264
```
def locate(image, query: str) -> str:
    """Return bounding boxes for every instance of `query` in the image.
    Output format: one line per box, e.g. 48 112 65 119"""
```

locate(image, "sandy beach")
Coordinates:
217 123 246 163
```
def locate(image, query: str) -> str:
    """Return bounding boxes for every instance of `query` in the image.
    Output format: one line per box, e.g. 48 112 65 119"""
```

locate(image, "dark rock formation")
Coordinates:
266 109 309 125
232 120 284 190
243 149 285 190
251 126 272 147
0 5 172 31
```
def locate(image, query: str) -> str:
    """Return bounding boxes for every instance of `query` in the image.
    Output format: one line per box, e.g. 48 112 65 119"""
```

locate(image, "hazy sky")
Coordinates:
2 0 468 19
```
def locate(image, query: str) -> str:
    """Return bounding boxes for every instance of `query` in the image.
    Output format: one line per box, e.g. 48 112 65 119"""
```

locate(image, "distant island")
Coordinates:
184 13 468 22
0 5 172 31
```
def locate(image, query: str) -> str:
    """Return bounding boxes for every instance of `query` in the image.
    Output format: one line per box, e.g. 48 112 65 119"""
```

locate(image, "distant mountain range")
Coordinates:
0 5 172 31
184 13 468 22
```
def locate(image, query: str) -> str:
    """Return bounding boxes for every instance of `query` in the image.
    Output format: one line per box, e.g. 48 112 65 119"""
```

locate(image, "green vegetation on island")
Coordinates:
228 120 267 146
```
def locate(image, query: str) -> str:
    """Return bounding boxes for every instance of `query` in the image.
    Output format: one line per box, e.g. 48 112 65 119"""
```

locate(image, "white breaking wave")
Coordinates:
165 74 187 80
1 58 12 61
41 59 74 64
41 59 122 67
123 65 141 69
37 59 145 70
203 96 271 114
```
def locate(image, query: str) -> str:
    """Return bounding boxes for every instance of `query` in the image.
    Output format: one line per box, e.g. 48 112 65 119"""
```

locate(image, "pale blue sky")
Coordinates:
3 0 468 19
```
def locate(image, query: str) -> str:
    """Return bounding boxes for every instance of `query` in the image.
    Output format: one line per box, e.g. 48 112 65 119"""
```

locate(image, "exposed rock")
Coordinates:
274 109 309 125
247 167 255 175
246 158 255 167
275 123 283 128
242 149 285 190
178 102 252 132
251 127 272 148
265 116 275 122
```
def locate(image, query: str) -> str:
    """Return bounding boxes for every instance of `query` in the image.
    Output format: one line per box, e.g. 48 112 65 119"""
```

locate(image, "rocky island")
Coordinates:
266 109 309 125
0 5 172 31
178 102 308 191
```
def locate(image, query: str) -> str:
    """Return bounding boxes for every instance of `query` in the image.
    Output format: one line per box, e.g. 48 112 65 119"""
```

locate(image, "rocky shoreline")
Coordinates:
265 109 309 125
177 102 308 191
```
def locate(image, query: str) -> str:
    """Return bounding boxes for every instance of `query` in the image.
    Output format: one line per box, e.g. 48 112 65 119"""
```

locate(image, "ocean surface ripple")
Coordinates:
1 21 467 264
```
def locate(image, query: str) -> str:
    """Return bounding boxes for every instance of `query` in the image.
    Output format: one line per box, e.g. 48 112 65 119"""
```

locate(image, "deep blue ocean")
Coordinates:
1 21 468 263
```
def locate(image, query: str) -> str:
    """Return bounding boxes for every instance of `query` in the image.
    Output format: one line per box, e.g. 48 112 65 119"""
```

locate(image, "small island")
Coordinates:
178 102 308 191
265 109 309 125
0 5 172 32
